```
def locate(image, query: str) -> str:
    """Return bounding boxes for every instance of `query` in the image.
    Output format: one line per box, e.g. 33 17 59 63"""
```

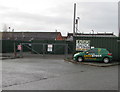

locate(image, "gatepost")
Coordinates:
17 43 23 58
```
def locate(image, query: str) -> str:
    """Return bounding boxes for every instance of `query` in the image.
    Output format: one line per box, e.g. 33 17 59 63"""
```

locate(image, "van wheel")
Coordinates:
103 57 110 63
77 57 83 62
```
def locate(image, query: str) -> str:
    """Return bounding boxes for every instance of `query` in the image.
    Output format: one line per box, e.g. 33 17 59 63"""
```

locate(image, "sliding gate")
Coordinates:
17 43 70 58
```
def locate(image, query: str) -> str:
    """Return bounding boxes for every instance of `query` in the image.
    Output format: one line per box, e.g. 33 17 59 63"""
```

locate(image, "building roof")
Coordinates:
2 32 62 41
67 33 117 37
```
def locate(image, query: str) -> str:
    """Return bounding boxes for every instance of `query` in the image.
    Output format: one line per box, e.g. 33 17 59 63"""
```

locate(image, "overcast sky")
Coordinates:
0 0 119 36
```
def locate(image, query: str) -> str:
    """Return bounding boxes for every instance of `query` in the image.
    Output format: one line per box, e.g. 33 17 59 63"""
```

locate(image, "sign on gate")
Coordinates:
17 45 22 50
47 44 53 52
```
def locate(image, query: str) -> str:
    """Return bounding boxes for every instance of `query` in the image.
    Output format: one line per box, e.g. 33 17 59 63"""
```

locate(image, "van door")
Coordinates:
84 49 98 61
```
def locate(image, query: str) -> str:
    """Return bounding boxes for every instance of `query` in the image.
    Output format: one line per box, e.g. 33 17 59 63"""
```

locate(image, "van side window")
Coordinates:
88 49 98 55
100 49 109 54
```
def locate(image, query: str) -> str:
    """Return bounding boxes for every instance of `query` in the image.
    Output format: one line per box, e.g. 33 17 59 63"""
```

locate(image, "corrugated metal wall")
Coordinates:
74 36 119 61
3 37 118 60
0 40 2 53
118 37 120 60
2 40 14 53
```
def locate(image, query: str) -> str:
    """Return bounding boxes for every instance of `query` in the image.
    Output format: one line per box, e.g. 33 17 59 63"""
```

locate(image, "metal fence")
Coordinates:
2 37 119 60
1 40 73 58
2 40 31 53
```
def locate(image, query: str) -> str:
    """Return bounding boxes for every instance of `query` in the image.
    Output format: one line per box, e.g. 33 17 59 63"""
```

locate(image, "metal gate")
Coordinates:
15 43 72 59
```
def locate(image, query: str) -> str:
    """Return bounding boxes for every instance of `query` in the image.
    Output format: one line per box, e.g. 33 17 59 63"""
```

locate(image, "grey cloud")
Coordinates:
3 10 71 25
2 9 72 32
76 2 118 34
1 2 118 36
47 2 118 32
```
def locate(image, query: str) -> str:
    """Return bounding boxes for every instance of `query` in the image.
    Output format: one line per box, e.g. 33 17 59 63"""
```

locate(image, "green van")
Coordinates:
73 48 112 63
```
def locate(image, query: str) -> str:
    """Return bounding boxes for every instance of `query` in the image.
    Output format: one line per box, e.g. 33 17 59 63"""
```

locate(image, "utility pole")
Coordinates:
72 3 76 56
118 1 120 37
73 3 76 36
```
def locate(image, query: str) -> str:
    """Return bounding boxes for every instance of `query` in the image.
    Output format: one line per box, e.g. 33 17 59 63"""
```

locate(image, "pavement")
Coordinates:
65 58 120 67
2 57 119 90
0 53 14 60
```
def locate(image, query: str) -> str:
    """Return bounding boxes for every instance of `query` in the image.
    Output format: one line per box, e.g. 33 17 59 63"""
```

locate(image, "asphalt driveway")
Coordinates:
2 57 119 90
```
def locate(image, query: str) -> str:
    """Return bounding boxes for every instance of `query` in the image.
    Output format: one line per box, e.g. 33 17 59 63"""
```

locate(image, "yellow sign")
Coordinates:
84 55 92 57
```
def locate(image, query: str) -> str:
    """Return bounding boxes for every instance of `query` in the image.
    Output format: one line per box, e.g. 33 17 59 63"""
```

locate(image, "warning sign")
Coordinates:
17 45 22 50
47 44 53 52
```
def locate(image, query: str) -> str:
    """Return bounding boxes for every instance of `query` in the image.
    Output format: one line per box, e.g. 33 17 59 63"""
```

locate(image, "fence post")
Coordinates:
13 42 17 58
43 44 45 57
20 43 23 58
65 44 68 59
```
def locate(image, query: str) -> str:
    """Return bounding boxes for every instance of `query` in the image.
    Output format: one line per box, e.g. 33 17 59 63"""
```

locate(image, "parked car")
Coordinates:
73 48 112 63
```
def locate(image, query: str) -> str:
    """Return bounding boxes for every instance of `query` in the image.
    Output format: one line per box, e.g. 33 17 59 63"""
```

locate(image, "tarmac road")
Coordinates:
2 58 118 90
